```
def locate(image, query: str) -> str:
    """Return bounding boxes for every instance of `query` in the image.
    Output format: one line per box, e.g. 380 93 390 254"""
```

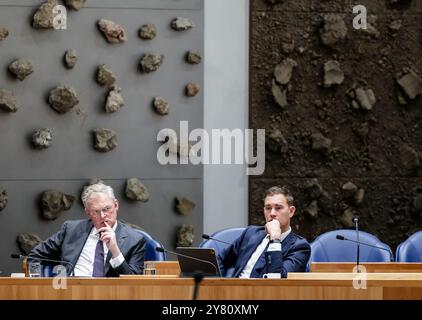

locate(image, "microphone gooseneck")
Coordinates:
335 235 394 262
201 234 231 246
11 254 75 276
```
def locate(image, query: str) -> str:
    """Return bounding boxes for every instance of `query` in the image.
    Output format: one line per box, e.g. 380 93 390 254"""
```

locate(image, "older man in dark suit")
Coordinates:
29 183 146 277
218 186 310 278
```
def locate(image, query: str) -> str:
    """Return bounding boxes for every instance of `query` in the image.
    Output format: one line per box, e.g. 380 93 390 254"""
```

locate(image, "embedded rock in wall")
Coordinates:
400 144 420 171
17 234 42 255
0 186 8 211
304 200 318 220
93 128 117 152
348 87 376 111
274 58 297 85
311 133 332 154
97 64 116 86
48 86 79 113
175 197 195 216
139 53 164 73
354 189 365 206
41 190 75 220
413 195 422 217
267 128 288 154
272 80 288 108
65 0 86 10
186 51 201 65
341 182 358 199
105 86 124 113
0 89 18 113
319 14 348 47
361 15 380 39
305 179 324 200
8 59 34 81
323 60 344 88
185 83 200 97
0 27 9 41
64 49 78 69
32 128 53 149
139 24 156 40
125 178 150 202
171 17 194 31
32 0 59 29
97 19 127 44
397 70 422 99
340 208 356 228
176 224 194 247
153 97 169 115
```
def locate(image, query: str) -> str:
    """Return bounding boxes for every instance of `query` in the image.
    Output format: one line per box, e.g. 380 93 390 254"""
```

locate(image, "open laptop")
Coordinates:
175 247 221 277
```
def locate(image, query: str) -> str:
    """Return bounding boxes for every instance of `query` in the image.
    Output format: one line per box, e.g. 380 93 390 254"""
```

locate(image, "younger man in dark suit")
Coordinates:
218 186 310 278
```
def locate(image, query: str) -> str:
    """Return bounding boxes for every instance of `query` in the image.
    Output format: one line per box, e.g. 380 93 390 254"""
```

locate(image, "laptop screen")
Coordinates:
175 247 221 277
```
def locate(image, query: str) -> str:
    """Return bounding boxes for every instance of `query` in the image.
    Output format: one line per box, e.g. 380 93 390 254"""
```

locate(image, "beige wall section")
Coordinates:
203 0 250 234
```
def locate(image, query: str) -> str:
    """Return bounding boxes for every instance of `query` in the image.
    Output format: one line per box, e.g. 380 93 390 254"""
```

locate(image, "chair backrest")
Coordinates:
396 231 422 262
132 229 166 261
199 227 245 277
309 229 392 266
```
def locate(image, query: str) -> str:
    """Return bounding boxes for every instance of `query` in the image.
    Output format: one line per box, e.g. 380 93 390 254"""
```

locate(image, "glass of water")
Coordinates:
28 261 42 278
143 261 157 276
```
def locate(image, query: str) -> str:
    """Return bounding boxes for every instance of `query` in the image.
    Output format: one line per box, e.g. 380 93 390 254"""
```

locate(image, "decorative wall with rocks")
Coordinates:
0 0 203 275
249 0 422 250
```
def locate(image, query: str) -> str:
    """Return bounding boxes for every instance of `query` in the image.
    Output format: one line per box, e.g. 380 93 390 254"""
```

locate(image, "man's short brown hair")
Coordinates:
263 186 294 206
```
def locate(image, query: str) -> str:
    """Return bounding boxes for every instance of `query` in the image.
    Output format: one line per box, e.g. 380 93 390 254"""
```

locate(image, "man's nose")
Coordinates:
270 208 277 216
100 211 107 219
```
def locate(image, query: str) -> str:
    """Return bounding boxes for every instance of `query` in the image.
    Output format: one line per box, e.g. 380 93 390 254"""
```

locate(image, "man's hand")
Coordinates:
98 222 121 258
265 219 282 241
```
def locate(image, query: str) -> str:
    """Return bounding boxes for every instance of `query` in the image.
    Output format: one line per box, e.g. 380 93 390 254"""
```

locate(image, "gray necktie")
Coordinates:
92 239 105 277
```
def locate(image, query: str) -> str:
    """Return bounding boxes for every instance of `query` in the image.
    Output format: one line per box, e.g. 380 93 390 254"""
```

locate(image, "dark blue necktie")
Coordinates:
92 240 105 277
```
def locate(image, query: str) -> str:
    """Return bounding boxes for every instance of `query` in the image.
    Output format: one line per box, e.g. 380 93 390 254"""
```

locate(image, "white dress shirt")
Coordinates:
73 222 125 277
239 227 291 278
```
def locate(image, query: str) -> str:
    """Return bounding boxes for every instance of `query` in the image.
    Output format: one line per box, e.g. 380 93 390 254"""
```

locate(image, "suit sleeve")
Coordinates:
112 236 146 275
264 239 311 278
28 221 67 262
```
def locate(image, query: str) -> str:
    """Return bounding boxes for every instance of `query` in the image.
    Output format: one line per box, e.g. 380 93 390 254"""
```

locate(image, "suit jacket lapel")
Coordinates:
236 228 266 275
281 232 295 254
70 220 93 271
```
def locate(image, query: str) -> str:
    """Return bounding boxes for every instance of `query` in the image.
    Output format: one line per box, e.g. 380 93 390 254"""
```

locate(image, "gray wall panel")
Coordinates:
0 0 203 275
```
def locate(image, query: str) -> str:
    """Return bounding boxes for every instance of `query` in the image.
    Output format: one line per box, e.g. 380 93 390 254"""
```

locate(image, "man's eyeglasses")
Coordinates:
90 204 114 216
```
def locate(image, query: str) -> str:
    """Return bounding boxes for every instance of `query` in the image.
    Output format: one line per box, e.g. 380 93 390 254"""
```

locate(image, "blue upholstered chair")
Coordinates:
199 227 245 277
396 231 422 262
132 228 166 261
308 229 393 270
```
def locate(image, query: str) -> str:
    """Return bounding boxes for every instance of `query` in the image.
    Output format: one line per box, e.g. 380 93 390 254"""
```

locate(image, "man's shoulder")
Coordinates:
61 219 90 229
118 222 145 241
289 232 311 248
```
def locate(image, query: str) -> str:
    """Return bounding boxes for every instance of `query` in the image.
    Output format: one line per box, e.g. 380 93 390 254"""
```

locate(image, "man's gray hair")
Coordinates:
81 183 116 207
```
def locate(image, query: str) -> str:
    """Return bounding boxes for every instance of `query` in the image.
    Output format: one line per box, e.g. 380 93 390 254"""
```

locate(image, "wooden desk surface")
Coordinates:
310 262 422 273
2 275 422 300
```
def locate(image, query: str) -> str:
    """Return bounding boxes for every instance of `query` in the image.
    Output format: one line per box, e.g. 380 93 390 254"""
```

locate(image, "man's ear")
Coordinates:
114 199 119 211
289 206 296 218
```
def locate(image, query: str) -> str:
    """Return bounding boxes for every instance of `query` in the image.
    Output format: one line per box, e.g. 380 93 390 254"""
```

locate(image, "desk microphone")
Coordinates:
202 234 231 246
335 235 394 262
353 216 360 271
11 254 75 276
